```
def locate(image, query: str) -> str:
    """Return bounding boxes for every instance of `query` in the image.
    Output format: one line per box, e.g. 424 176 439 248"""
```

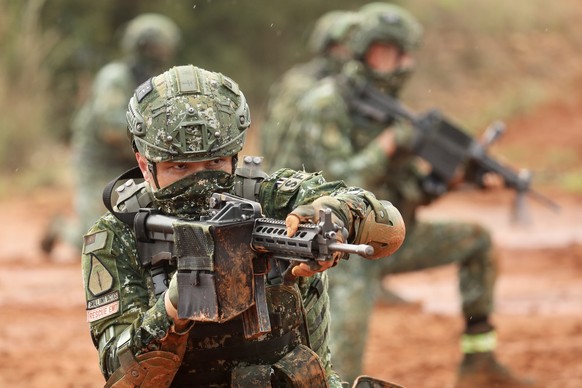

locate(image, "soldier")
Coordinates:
260 9 359 170
41 13 181 254
271 3 533 387
81 64 406 387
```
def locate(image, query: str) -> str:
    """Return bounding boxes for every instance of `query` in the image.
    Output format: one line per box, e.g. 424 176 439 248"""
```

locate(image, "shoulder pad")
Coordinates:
114 179 152 213
234 155 269 200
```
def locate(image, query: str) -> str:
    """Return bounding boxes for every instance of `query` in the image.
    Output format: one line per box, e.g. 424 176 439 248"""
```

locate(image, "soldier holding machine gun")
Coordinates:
269 3 546 387
81 65 406 387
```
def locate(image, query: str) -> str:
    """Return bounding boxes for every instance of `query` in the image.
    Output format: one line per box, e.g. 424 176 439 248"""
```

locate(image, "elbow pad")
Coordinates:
104 326 183 388
356 197 405 260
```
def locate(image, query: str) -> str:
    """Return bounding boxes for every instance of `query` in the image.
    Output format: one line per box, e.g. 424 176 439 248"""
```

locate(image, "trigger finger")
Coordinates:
292 263 314 277
285 214 300 237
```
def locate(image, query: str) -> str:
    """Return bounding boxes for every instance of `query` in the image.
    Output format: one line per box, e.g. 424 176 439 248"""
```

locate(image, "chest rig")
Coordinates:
103 157 330 386
106 156 276 331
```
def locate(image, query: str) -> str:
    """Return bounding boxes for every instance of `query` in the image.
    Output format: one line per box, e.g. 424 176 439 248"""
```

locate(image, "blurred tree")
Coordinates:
38 0 378 144
2 0 579 183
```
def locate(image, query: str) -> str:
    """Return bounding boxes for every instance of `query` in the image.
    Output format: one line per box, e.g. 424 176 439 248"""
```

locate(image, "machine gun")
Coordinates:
347 80 560 223
134 192 374 338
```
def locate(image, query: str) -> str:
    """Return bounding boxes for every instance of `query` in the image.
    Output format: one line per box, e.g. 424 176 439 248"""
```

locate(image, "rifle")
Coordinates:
347 80 560 223
134 192 374 338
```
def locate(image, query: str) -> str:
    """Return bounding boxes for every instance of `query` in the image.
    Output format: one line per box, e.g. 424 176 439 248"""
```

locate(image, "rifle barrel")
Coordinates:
328 242 374 257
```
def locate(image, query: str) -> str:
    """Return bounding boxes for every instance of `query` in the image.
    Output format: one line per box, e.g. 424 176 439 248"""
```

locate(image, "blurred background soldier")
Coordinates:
260 9 359 170
265 2 533 387
41 13 182 255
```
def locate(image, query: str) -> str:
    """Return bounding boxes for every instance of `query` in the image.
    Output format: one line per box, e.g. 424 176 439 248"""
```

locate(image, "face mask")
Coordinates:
367 65 414 97
151 170 234 220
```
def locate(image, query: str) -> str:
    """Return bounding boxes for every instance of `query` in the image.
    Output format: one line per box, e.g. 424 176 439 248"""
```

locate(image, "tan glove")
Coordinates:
285 196 345 277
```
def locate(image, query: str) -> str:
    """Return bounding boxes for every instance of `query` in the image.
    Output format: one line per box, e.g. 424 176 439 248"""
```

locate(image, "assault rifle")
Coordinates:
347 80 560 223
134 192 374 338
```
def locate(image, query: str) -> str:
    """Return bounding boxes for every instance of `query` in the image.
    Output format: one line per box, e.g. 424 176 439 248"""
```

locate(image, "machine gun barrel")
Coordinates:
347 80 560 220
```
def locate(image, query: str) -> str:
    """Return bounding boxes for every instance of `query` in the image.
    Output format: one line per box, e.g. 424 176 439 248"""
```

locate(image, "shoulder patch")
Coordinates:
86 290 120 323
88 254 114 296
278 171 314 193
83 230 108 254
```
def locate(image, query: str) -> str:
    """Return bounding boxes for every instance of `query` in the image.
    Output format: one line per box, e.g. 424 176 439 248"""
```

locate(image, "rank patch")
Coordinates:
88 254 114 296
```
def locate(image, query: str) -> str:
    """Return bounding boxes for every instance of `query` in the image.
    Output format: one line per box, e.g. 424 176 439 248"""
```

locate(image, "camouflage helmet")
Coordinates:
308 10 361 55
349 3 423 58
127 65 251 163
120 13 181 57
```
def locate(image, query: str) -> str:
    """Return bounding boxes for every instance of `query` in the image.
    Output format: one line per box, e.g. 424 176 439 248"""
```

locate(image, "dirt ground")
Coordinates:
1 88 582 387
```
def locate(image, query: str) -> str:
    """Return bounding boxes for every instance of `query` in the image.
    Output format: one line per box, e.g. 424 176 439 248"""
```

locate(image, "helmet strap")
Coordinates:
231 154 239 174
147 161 161 190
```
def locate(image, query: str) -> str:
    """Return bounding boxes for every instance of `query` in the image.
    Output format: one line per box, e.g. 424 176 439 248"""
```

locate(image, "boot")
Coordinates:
40 218 60 255
455 351 534 388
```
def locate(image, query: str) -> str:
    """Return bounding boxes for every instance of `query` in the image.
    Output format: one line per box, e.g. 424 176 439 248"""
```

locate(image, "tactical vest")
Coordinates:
103 157 329 387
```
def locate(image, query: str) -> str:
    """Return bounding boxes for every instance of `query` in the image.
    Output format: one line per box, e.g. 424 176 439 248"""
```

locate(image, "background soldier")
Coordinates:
41 13 182 255
260 9 359 170
81 64 405 387
266 3 532 387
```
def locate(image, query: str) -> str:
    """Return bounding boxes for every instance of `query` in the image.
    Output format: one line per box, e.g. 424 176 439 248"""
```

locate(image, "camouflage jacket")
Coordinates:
71 60 138 173
276 75 436 228
81 168 384 387
261 57 337 170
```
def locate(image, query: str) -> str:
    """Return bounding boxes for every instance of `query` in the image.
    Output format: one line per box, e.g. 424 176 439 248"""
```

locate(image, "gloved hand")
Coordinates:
164 272 194 333
393 123 421 152
285 196 346 277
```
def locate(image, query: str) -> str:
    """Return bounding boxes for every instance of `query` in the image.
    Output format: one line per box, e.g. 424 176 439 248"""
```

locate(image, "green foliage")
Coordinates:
559 170 582 194
1 0 581 193
0 0 57 171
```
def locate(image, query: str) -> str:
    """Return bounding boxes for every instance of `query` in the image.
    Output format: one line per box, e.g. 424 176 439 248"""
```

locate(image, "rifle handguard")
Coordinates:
356 200 405 260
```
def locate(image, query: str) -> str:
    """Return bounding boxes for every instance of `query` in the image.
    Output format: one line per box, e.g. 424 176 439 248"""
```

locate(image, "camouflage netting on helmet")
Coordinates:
350 2 423 57
121 13 182 56
127 65 251 163
307 10 361 55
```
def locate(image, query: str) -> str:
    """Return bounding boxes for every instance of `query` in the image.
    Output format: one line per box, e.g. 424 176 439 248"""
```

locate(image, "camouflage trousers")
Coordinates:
327 220 498 384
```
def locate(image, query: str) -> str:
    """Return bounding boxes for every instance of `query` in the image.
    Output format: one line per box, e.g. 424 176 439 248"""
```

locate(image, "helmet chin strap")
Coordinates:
232 154 238 174
147 161 162 190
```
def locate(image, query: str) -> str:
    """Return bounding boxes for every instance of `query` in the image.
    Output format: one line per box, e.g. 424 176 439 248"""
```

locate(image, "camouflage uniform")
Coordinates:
65 14 181 248
82 65 405 387
266 4 507 385
260 10 360 170
277 71 497 382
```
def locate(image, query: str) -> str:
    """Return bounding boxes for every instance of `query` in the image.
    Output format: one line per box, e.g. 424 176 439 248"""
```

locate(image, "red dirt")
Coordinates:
2 83 582 388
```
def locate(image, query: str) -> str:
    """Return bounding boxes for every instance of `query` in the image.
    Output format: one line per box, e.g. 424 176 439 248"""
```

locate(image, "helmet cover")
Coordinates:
127 65 251 163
